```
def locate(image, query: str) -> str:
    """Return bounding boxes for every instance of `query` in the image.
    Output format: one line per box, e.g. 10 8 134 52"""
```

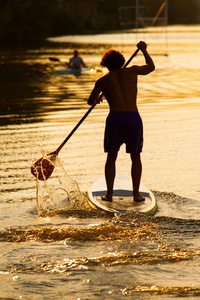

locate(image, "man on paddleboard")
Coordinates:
87 41 155 202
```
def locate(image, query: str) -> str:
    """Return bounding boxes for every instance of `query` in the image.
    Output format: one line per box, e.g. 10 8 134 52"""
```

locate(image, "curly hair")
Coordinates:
100 49 125 70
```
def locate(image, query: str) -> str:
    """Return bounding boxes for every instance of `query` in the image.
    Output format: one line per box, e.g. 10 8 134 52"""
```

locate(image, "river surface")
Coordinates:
0 26 200 299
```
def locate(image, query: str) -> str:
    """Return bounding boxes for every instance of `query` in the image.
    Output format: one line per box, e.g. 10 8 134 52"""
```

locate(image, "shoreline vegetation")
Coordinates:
0 0 199 45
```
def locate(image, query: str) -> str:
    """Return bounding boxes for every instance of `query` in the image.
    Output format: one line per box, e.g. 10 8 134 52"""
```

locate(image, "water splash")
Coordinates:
154 191 200 220
35 156 89 216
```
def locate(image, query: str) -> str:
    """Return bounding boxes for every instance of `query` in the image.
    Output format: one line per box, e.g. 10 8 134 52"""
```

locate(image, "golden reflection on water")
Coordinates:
2 232 199 275
1 218 159 243
1 28 200 299
121 285 200 296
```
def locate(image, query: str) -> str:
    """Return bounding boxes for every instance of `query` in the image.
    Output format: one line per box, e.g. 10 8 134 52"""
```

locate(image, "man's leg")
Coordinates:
131 153 145 202
102 151 118 202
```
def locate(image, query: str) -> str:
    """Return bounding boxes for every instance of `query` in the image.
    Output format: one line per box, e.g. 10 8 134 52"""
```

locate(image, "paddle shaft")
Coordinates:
53 48 140 155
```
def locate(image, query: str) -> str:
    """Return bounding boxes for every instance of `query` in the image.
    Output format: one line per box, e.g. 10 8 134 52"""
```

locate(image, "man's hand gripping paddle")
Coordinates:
31 48 140 181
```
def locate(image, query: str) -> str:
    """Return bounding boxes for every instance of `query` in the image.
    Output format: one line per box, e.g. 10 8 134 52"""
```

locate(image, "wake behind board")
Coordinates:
87 173 156 216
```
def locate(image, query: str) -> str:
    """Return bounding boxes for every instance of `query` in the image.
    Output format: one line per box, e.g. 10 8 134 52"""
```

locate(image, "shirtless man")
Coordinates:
87 41 155 202
69 49 86 69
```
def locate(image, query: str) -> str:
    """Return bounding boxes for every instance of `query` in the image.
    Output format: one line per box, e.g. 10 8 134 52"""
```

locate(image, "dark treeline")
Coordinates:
0 0 199 45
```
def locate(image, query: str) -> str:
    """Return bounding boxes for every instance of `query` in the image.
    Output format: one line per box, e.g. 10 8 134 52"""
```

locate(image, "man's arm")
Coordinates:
81 57 86 68
136 41 155 75
87 80 102 105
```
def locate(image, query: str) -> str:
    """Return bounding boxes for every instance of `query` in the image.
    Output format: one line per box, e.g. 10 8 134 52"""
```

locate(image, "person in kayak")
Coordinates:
87 41 155 203
68 49 86 69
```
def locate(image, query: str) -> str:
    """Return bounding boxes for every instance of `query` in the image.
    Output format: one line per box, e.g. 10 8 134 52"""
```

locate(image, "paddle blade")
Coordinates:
31 154 57 181
49 57 60 62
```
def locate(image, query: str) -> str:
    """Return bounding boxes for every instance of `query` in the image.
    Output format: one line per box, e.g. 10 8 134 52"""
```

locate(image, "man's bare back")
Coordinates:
96 67 138 111
88 42 155 111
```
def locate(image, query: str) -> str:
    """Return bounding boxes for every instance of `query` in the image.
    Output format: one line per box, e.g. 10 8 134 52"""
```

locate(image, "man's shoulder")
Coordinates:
77 56 83 61
126 65 139 71
71 56 83 61
97 72 109 81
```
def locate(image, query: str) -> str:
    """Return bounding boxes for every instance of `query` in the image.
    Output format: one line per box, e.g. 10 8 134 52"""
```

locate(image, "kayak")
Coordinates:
52 67 106 76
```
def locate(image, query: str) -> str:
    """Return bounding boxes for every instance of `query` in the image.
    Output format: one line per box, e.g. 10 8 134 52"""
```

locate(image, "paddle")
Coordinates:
49 57 61 62
31 48 140 181
49 57 69 66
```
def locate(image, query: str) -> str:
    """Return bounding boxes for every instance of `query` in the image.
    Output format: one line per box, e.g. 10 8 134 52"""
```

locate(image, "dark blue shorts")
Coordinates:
104 111 143 153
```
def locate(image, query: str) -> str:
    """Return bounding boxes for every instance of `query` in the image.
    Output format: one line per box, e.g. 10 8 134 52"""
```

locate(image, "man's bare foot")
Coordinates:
134 193 145 202
101 194 113 202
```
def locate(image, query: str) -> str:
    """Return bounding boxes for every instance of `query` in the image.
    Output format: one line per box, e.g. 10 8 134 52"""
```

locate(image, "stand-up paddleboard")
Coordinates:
87 173 156 216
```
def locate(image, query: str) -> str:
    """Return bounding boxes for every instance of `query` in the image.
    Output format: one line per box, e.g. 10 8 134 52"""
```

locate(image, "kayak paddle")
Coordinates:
49 57 61 62
31 48 140 181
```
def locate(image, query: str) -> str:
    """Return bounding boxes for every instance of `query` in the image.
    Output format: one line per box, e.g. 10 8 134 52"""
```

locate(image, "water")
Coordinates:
1 26 200 299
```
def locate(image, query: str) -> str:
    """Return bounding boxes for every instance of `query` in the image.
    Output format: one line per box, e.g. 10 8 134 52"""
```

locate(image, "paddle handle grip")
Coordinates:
54 48 140 155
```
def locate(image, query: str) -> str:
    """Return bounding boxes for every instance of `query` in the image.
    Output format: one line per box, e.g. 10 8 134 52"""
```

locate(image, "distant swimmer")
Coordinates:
87 41 155 203
68 49 86 69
